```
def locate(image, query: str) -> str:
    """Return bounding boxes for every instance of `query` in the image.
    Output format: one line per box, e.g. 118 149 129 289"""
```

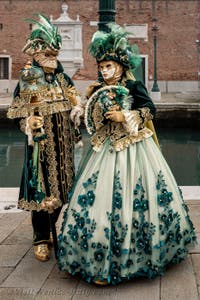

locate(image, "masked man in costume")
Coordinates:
7 14 83 262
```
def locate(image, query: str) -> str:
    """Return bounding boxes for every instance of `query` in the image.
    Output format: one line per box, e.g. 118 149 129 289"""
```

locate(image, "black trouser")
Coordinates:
32 207 61 245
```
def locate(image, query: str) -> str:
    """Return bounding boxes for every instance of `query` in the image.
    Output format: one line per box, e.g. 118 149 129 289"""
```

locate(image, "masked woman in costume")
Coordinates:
57 24 196 285
7 14 83 262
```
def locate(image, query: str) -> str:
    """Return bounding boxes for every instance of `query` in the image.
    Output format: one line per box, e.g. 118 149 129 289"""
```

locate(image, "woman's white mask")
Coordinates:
99 61 123 84
99 61 116 80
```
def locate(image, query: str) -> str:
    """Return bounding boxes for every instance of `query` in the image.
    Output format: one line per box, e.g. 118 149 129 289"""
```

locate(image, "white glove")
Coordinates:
70 95 85 127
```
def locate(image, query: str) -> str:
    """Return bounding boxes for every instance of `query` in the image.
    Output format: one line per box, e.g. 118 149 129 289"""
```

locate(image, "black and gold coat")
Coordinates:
7 61 78 212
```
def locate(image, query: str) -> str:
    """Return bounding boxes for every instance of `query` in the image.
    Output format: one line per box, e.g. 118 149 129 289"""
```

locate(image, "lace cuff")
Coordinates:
122 110 142 136
138 107 154 123
19 118 26 133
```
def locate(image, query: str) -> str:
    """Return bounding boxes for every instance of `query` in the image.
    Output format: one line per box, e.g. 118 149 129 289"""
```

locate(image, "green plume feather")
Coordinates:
24 14 62 50
89 23 141 71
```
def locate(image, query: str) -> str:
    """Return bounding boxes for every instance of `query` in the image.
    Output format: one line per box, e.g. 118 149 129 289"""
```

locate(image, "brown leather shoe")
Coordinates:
34 243 50 262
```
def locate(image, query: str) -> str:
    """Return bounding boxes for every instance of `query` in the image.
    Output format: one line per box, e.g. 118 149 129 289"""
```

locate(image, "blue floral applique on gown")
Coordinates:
57 138 196 284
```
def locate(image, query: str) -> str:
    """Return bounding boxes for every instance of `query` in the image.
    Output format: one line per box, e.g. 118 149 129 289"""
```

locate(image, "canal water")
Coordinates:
0 121 199 187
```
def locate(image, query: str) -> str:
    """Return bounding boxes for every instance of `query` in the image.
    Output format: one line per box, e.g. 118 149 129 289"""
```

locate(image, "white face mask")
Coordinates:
99 62 116 80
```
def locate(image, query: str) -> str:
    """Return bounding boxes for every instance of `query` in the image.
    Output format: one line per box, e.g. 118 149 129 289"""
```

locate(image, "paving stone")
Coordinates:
191 254 200 286
191 217 200 234
115 277 160 300
189 233 200 254
186 200 200 206
0 188 19 202
0 287 39 300
47 266 118 299
35 278 79 300
0 244 30 267
0 212 29 243
21 214 31 225
71 278 160 300
188 204 200 232
188 204 200 213
183 187 200 201
3 223 32 245
161 256 199 300
0 201 18 213
1 248 56 289
73 280 119 300
187 203 200 212
48 264 74 280
0 267 14 284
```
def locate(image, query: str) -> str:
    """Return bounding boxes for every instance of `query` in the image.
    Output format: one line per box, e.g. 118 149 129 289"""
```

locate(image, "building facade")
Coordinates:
0 0 199 93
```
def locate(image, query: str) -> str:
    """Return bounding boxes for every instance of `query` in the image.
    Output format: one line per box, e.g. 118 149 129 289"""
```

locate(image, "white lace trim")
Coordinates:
122 110 142 136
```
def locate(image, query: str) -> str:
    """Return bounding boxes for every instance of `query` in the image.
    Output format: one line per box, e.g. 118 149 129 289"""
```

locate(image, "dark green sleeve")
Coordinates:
13 82 20 98
11 82 21 130
63 73 75 87
126 80 156 117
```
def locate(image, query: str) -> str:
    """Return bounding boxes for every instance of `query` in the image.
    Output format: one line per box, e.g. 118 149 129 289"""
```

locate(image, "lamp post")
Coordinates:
98 0 116 32
195 39 200 89
150 17 161 101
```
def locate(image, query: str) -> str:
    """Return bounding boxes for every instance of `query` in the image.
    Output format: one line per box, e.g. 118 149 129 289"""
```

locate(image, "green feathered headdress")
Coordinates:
22 14 62 55
89 23 141 71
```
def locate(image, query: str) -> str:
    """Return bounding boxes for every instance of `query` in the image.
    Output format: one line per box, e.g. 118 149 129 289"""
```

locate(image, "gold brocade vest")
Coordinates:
7 72 76 120
90 103 153 152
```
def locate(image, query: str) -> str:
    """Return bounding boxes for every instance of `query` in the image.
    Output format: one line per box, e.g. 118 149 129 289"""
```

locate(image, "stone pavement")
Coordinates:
0 199 199 300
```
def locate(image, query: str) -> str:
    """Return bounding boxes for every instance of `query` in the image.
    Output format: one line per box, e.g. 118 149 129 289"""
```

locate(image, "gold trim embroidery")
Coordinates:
62 112 75 194
112 128 153 151
44 114 61 201
19 85 47 102
7 97 72 119
56 73 78 106
92 102 105 131
18 196 62 213
19 118 26 133
55 111 75 203
91 120 153 152
139 107 153 123
7 75 75 119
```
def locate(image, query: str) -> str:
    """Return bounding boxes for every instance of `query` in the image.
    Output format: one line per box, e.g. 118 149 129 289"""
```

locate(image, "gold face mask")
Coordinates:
99 60 123 85
33 48 58 72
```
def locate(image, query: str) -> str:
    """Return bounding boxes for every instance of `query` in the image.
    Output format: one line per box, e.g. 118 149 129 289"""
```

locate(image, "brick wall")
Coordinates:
0 0 199 81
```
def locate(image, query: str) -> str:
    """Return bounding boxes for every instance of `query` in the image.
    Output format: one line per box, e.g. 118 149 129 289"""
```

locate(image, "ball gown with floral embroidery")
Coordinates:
57 81 197 285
